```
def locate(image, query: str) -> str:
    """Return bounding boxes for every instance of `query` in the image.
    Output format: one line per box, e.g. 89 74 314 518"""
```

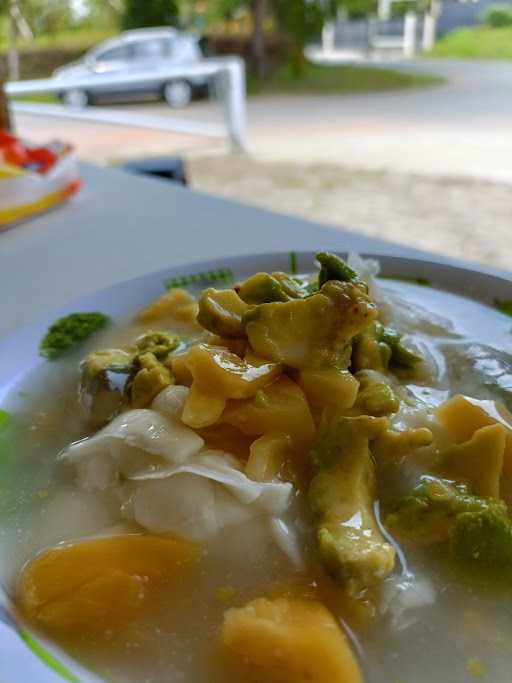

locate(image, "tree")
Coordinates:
121 0 179 30
0 82 11 131
248 0 266 77
273 0 325 75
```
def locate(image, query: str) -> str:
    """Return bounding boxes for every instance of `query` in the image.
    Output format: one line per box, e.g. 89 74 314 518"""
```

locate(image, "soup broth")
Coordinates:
2 257 512 683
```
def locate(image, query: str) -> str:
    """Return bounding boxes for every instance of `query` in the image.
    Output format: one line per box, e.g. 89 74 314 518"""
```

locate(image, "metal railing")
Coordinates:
6 57 247 150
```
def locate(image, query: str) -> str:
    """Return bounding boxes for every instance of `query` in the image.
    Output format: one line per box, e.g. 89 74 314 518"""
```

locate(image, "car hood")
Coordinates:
53 62 92 81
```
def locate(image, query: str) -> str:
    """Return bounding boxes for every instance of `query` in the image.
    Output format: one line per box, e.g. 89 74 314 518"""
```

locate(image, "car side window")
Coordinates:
96 45 132 63
133 39 165 60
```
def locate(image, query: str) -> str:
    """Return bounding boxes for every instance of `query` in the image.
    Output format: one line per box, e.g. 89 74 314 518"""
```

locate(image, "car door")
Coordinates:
92 44 134 93
129 38 168 94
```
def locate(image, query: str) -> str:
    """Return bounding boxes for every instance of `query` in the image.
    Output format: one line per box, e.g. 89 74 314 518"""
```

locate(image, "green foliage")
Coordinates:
273 0 324 72
429 26 512 60
9 0 75 35
40 312 110 360
121 0 179 30
481 3 512 27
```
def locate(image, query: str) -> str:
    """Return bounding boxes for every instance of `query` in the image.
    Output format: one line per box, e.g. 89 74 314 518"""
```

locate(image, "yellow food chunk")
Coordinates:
466 656 485 678
221 597 363 683
138 288 199 325
246 432 294 482
245 281 376 370
17 535 198 636
182 382 227 429
436 394 512 478
298 368 359 411
180 343 281 429
372 427 434 462
222 376 316 446
309 416 395 591
435 424 506 499
205 334 248 358
130 351 173 408
170 352 193 385
197 288 250 338
198 423 254 460
186 344 281 400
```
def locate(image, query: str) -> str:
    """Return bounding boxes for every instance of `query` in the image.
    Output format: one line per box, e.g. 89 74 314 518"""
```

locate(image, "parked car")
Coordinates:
53 28 208 108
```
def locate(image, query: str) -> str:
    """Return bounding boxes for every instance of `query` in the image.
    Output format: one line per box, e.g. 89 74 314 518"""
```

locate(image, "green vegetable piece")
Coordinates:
495 299 512 317
452 508 512 577
197 287 251 338
385 478 507 546
376 323 422 369
272 272 308 298
133 331 180 359
308 415 395 592
316 252 358 288
355 371 399 416
40 312 109 360
237 273 288 305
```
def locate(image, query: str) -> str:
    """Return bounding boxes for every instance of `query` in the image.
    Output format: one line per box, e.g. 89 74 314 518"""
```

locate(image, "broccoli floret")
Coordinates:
386 478 508 549
40 312 110 360
376 323 422 370
308 415 395 592
452 508 512 577
389 487 512 583
316 252 358 288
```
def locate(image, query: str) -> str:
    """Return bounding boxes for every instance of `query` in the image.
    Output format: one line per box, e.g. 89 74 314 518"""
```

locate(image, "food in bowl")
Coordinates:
3 252 512 682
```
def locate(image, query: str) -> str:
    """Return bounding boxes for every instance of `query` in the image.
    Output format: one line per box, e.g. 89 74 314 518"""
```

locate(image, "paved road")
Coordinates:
12 59 512 182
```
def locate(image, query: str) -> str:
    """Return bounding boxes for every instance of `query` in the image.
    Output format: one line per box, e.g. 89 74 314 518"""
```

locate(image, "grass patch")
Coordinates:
429 26 512 60
248 62 443 95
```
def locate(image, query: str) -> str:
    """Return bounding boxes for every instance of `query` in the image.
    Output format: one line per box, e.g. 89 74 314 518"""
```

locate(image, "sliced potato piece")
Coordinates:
17 535 198 635
221 597 363 683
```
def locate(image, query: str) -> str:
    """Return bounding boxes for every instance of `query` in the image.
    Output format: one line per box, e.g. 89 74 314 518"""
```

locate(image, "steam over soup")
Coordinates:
3 252 512 682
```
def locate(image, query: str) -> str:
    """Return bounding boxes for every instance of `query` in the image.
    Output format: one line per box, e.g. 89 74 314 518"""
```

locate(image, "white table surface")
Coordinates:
1 163 510 338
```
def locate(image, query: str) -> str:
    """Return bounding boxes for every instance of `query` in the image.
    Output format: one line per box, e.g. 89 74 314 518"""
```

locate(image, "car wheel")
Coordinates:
163 80 192 109
61 89 90 108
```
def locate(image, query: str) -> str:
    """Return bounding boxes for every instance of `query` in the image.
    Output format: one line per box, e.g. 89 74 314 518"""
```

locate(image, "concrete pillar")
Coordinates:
404 12 417 58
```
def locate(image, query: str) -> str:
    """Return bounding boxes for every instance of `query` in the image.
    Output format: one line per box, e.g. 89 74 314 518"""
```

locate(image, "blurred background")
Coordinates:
1 0 511 268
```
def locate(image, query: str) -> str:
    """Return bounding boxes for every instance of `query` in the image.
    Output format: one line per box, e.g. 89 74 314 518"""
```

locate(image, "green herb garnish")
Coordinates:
39 312 110 360
289 251 298 275
165 268 233 290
